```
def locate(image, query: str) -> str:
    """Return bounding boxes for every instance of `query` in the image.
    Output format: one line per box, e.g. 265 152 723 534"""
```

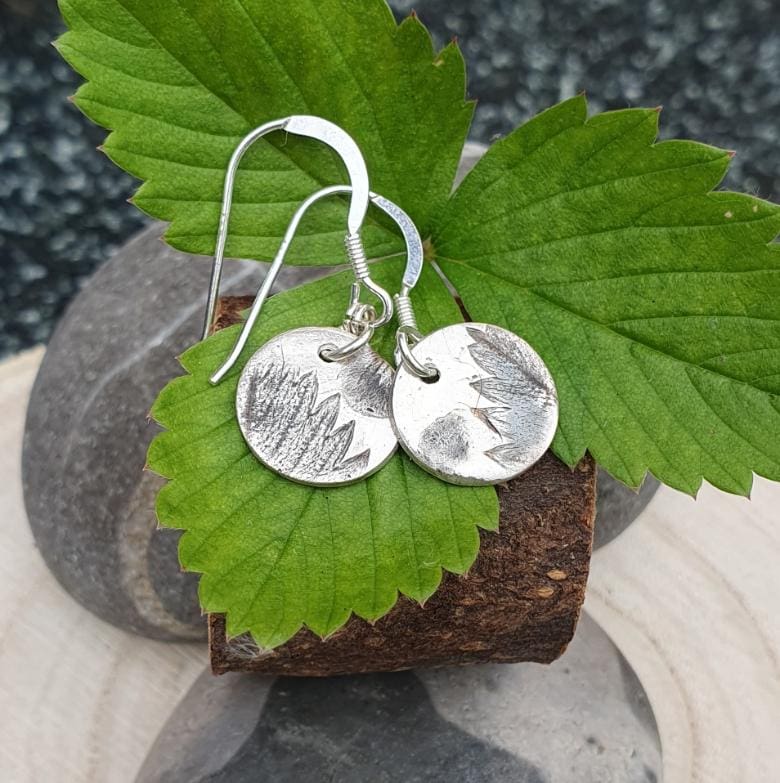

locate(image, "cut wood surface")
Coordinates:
209 295 597 675
3 347 779 782
0 349 205 783
586 477 780 783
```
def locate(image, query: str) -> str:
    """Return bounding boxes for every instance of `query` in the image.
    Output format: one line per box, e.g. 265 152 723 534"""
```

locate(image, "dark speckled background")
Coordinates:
1 0 779 357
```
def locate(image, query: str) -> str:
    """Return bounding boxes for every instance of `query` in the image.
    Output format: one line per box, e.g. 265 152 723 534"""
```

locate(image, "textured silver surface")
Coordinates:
236 326 397 486
392 323 558 485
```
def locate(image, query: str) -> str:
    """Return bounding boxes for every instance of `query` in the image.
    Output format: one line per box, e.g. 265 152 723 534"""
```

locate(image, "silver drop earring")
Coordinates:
204 116 397 487
390 251 560 487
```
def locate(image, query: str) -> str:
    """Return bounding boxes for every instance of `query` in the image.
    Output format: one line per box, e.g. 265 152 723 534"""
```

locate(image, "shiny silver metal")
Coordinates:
202 115 376 341
236 326 397 486
209 185 421 383
393 290 437 379
378 205 435 379
391 322 559 486
214 184 428 486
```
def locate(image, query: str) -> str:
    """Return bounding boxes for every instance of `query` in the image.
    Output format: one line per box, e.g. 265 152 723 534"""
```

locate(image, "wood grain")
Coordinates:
0 349 205 783
209 296 597 675
586 476 780 783
3 348 780 781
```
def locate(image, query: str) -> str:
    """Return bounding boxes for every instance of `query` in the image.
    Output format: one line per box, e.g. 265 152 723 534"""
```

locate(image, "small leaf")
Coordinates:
148 259 498 648
466 326 557 466
434 95 780 495
56 0 473 264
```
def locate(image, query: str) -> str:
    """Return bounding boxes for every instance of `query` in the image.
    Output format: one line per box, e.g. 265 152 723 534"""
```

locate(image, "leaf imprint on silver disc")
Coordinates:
236 326 398 487
391 322 558 486
466 325 558 467
240 359 370 482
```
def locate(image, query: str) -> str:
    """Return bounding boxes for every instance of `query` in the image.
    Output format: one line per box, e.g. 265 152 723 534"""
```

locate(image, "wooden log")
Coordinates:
209 295 596 676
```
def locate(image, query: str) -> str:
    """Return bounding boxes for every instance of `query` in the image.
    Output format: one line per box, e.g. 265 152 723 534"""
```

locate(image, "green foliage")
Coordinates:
58 0 780 645
149 260 497 646
56 0 472 263
435 96 780 495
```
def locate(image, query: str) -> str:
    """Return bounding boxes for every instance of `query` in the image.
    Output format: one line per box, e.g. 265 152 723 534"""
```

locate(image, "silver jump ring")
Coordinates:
396 325 438 379
320 322 375 362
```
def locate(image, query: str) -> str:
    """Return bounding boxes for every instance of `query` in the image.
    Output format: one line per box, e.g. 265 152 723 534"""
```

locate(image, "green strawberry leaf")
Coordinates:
435 95 780 495
58 0 780 646
56 0 472 264
148 258 498 648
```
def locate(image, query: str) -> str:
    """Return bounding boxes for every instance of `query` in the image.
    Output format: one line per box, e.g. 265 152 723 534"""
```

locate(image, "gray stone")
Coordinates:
135 613 660 783
22 224 323 640
595 470 661 549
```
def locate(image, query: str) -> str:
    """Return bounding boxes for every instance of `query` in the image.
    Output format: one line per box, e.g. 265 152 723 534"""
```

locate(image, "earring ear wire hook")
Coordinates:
373 204 439 380
209 185 419 384
202 115 372 341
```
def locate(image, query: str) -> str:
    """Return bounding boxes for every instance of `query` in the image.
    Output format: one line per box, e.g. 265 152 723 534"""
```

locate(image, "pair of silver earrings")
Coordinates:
203 116 559 488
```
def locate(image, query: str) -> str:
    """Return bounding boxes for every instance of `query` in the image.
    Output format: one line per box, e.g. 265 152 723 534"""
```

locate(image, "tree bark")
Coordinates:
209 296 596 676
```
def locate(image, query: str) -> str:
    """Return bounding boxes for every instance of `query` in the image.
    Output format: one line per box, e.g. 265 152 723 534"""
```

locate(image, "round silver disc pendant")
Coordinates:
236 326 397 486
391 323 558 486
